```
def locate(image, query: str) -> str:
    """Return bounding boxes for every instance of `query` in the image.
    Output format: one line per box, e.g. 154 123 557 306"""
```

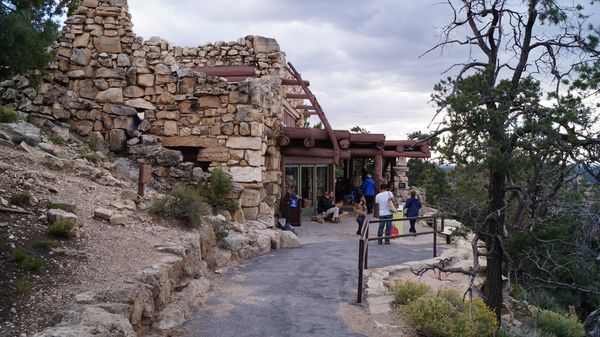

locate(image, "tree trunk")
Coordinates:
486 168 506 324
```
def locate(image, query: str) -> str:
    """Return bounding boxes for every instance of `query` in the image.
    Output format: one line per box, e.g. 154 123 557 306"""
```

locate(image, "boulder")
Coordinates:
47 209 78 225
109 213 127 225
0 121 41 146
93 208 114 221
279 230 300 248
31 305 135 337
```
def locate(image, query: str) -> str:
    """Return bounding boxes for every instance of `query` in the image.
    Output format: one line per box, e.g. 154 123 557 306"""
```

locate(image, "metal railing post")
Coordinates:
357 238 365 303
365 224 369 269
433 217 437 257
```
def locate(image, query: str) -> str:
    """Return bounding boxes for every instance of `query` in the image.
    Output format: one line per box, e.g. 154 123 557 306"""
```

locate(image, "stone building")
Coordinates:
0 0 430 224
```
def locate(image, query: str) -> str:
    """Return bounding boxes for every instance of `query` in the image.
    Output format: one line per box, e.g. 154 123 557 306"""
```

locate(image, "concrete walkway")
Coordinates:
179 214 442 337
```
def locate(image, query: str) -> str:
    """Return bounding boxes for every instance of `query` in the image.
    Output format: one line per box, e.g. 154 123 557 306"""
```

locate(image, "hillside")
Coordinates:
0 118 298 337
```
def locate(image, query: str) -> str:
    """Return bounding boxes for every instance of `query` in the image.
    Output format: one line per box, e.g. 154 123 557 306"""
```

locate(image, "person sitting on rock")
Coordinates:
317 191 340 223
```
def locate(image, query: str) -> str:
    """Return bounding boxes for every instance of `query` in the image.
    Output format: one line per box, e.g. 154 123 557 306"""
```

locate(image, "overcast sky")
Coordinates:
126 0 470 140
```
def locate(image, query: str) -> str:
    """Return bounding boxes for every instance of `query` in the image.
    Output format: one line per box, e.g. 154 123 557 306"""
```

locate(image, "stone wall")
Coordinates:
0 0 290 224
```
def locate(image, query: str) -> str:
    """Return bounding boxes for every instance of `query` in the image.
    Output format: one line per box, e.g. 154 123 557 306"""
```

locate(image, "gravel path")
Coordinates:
179 217 437 337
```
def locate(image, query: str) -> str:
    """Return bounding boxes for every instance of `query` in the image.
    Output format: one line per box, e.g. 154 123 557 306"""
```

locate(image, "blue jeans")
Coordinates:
377 214 393 244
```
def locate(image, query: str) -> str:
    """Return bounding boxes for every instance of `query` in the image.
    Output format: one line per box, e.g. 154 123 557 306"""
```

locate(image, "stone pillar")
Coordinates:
393 157 409 199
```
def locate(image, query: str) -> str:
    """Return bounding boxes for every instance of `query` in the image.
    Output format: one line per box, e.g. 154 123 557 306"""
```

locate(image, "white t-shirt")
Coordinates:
375 191 394 217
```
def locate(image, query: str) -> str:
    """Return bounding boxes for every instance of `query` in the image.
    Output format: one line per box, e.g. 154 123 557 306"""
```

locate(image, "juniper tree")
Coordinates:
0 0 79 79
422 0 600 324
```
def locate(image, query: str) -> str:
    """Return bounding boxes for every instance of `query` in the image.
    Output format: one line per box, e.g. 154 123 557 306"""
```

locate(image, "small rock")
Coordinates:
94 207 114 220
0 222 8 227
120 189 138 202
41 171 57 180
109 213 127 225
8 234 15 240
29 195 39 206
38 215 48 223
0 197 8 207
10 307 17 314
38 142 57 155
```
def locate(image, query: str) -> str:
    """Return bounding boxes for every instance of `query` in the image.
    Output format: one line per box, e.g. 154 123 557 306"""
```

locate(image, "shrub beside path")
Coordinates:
176 216 443 337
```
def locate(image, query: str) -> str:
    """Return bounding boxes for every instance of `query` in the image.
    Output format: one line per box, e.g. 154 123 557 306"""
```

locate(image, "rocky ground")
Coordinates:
0 119 197 337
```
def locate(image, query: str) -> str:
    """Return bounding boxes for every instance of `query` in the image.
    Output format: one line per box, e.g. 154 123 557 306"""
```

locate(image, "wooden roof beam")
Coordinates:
281 78 310 86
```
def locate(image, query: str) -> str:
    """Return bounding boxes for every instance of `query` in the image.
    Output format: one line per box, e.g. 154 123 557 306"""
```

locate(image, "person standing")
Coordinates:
375 184 397 244
353 193 367 235
361 174 376 214
404 190 422 234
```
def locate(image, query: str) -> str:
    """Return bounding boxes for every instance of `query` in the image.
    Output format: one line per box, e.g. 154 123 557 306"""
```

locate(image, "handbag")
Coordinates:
387 191 397 213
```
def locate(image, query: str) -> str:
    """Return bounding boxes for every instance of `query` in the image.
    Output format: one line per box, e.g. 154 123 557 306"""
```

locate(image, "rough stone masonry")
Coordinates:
0 0 294 225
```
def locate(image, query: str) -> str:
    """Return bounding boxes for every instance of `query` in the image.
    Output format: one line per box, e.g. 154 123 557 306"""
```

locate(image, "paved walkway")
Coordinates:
180 214 441 337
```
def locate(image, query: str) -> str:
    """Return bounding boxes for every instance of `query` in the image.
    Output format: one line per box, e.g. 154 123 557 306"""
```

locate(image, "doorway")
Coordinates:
285 164 330 215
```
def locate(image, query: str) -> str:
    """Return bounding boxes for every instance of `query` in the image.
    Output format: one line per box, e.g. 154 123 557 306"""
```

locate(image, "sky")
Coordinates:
126 0 466 140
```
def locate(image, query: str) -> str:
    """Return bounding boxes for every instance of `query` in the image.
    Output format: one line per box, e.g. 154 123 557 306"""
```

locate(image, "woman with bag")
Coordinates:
404 190 421 234
353 193 367 235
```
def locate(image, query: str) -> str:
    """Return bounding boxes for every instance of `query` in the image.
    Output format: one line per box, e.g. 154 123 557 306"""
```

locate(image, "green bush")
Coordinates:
0 107 19 123
196 167 237 214
388 280 431 305
87 139 98 151
402 289 497 337
11 249 28 263
17 279 32 295
33 239 59 251
439 288 465 309
9 192 30 206
151 184 211 227
11 249 45 273
21 255 45 272
405 295 475 337
466 299 498 337
537 310 585 337
46 202 76 212
48 220 75 238
79 150 100 164
49 135 65 145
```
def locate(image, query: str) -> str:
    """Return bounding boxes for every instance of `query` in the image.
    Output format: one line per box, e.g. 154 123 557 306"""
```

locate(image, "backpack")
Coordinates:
289 195 299 208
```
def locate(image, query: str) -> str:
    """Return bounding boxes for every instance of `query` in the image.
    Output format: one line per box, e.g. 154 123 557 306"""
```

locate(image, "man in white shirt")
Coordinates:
375 184 397 244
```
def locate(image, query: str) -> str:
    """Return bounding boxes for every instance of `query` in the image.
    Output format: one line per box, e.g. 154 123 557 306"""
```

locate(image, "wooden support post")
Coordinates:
375 154 383 192
138 161 152 197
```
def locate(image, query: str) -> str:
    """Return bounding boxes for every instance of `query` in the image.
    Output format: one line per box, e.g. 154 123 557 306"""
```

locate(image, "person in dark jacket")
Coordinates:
404 190 421 234
360 174 376 214
317 191 340 223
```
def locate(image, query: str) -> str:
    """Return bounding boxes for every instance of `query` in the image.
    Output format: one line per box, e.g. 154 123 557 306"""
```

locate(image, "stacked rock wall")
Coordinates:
0 0 289 224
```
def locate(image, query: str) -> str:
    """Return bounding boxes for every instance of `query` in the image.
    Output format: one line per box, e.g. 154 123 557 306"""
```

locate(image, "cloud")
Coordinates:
128 0 456 138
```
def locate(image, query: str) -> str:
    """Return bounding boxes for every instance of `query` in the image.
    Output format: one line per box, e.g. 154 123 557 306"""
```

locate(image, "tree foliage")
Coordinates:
350 125 369 134
423 0 600 325
0 0 79 79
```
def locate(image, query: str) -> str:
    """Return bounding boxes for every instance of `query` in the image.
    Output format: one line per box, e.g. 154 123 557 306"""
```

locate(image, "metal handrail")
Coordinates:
357 215 445 303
